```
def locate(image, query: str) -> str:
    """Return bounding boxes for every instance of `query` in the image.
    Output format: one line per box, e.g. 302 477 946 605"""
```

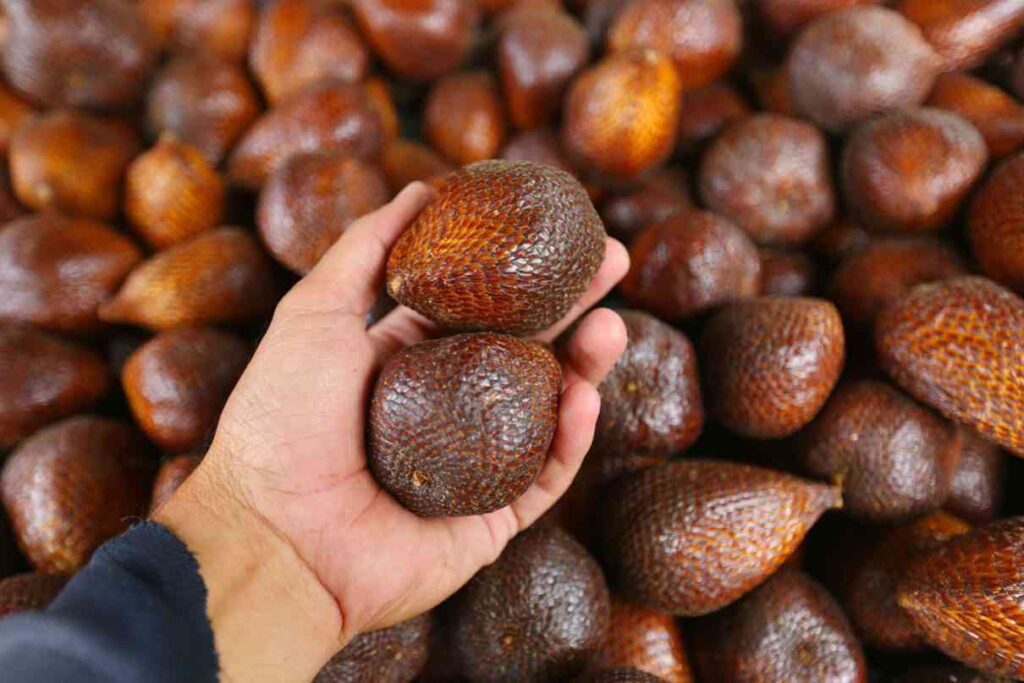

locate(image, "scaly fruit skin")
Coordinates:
599 168 691 244
928 72 1024 158
969 152 1024 295
898 517 1024 679
0 573 66 617
387 160 605 335
150 454 202 513
676 81 750 152
758 248 818 297
314 613 431 683
700 297 845 439
591 598 694 682
946 430 1005 524
0 324 110 448
369 333 561 517
896 0 1024 71
424 71 507 165
875 276 1024 457
602 460 840 616
453 525 610 683
579 670 667 683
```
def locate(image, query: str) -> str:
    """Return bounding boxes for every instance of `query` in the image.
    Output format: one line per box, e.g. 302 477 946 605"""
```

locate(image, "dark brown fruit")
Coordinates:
314 613 431 683
125 137 226 250
753 0 880 37
591 598 694 682
258 152 389 274
0 573 66 617
810 220 871 264
380 139 453 193
424 71 506 165
580 670 667 683
363 78 400 142
875 276 1024 457
750 64 797 117
0 324 110 448
0 0 157 110
0 214 142 333
386 160 605 334
897 663 1013 683
842 108 987 233
607 0 742 91
453 525 610 682
0 168 25 226
897 0 1024 71
562 49 682 181
621 210 761 321
0 83 34 154
123 328 250 453
676 81 750 152
99 227 279 331
501 128 576 173
786 7 940 132
928 72 1024 158
146 53 261 166
946 430 1005 524
699 113 835 245
969 152 1024 294
898 517 1024 679
758 248 817 297
693 568 867 683
10 111 139 221
228 79 385 190
700 297 845 439
602 460 840 615
369 333 560 517
150 454 202 513
599 168 691 244
139 0 255 63
1 417 151 575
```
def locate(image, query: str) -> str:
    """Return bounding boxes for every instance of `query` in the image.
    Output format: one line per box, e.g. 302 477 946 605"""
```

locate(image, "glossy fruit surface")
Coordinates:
946 430 1005 523
0 573 66 617
591 598 694 682
581 670 667 683
314 613 431 683
676 81 750 152
140 0 255 63
599 168 690 243
897 0 1024 71
758 248 817 297
753 0 880 37
968 152 1024 294
380 139 453 193
150 454 202 513
928 72 1024 158
424 71 506 165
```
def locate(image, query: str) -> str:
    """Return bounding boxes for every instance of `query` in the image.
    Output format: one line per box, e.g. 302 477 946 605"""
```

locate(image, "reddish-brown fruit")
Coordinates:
314 613 432 683
897 663 1013 683
1 417 152 575
125 137 226 250
810 220 871 264
581 670 666 683
785 7 940 132
150 454 202 513
501 128 575 173
369 333 560 516
897 0 1024 71
0 573 66 617
621 210 761 321
946 430 1006 524
250 0 369 105
363 78 399 142
842 108 988 233
497 6 589 130
591 598 694 682
607 0 742 91
123 328 249 453
875 276 1024 457
0 324 110 448
99 227 279 331
759 248 817 297
700 297 845 439
602 460 840 615
139 0 255 63
229 79 385 190
693 568 867 683
0 83 34 154
147 54 261 166
750 64 797 117
699 113 835 245
387 160 606 334
562 49 682 181
829 238 966 327
928 72 1024 158
969 153 1024 294
676 81 750 152
753 0 880 37
352 0 479 80
380 139 453 193
0 214 141 333
424 71 506 165
454 525 610 681
600 168 691 244
9 111 139 220
258 152 389 274
0 168 25 226
0 0 157 110
898 517 1024 678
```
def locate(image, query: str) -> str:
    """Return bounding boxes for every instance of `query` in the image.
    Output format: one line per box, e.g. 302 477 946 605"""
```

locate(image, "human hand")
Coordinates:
155 182 629 682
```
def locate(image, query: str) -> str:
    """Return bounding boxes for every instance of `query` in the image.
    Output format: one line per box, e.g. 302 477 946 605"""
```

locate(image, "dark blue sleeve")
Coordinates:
0 522 218 683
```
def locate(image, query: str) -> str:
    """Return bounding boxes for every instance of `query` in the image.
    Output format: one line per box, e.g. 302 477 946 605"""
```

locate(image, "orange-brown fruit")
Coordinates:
562 48 682 181
699 113 835 245
897 0 1024 71
363 78 399 142
759 248 818 297
0 416 152 575
258 152 389 274
897 663 1013 683
314 613 432 683
386 160 606 334
842 108 988 233
125 137 226 250
0 214 141 333
139 0 255 63
928 72 1024 159
946 430 1006 524
602 460 840 615
9 111 139 220
750 64 797 117
693 568 867 683
969 153 1024 294
228 79 385 190
0 83 34 154
621 210 761 321
676 81 750 152
591 598 694 682
150 454 202 513
0 0 157 110
497 5 589 130
898 517 1024 678
875 276 1024 457
0 168 25 226
369 333 560 516
753 0 880 37
841 512 970 650
99 227 279 331
0 573 66 617
380 139 453 193
607 0 742 91
810 220 871 264
599 167 690 244
351 0 479 80
424 71 506 165
0 324 110 448
700 297 845 438
123 328 250 453
249 0 369 105
785 7 940 132
799 380 962 521
146 53 262 167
